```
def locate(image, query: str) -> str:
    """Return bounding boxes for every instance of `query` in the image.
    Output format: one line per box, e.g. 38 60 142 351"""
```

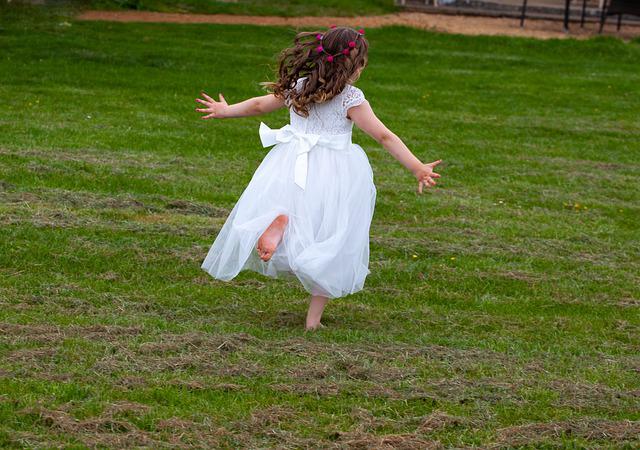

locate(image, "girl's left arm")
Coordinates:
195 92 285 119
348 101 442 194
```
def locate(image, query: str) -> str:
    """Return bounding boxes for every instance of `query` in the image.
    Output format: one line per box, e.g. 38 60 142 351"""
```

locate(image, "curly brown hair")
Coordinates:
263 27 369 117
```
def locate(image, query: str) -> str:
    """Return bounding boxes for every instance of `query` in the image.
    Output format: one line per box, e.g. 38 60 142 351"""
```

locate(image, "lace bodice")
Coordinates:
285 77 367 135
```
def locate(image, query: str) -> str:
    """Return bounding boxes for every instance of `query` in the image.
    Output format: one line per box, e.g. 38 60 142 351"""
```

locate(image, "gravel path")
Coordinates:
76 10 640 40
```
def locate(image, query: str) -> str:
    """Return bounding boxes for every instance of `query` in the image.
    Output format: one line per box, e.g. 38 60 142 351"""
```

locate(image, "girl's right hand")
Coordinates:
195 92 228 119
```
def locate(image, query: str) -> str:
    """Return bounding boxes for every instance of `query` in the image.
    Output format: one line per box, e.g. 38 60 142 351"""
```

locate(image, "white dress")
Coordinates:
201 79 376 299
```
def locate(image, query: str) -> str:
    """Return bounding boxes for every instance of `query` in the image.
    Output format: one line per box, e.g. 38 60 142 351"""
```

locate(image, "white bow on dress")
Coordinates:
259 122 351 190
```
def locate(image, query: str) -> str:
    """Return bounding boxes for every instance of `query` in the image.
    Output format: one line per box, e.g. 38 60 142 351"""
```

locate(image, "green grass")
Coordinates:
1 4 639 448
74 0 398 16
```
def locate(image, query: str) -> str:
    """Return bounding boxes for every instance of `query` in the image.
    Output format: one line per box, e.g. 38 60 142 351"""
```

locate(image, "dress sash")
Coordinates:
259 122 352 190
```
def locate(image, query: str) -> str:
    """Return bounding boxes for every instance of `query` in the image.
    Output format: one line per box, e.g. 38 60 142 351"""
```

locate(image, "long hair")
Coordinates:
263 27 369 117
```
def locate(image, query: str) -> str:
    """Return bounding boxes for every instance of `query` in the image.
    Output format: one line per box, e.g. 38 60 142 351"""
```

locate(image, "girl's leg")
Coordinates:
305 295 329 331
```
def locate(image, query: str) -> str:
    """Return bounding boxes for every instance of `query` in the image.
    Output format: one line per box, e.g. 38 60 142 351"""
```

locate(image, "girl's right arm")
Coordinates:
348 101 442 194
195 92 285 119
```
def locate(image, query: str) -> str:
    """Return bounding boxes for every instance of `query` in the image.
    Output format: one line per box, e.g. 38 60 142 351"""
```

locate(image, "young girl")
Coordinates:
196 26 441 331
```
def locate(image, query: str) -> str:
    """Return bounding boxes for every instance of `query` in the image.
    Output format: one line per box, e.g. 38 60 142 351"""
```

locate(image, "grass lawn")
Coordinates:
78 0 398 17
1 4 639 448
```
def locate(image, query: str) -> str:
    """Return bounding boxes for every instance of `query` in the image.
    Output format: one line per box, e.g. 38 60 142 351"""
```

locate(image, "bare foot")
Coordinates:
305 295 329 331
304 322 326 332
256 214 288 261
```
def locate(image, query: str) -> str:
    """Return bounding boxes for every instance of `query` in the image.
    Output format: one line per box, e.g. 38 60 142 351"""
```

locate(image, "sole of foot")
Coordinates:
256 214 288 261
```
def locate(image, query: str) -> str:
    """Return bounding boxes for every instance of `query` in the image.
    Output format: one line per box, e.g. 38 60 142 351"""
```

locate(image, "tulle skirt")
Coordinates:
201 138 376 299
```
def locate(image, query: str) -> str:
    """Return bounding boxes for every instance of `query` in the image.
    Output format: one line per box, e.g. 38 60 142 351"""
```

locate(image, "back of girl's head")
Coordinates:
264 27 369 117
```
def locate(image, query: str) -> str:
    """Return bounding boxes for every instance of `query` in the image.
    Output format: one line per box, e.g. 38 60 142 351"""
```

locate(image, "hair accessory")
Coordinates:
315 26 364 63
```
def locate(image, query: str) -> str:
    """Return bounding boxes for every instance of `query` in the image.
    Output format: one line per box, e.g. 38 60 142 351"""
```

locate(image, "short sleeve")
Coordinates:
342 85 367 115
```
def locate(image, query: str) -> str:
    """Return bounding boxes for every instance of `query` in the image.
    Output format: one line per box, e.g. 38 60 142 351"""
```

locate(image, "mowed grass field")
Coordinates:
84 0 398 16
1 5 639 448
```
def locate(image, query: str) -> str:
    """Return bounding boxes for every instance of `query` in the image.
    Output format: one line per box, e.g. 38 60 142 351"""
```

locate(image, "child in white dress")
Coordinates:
196 26 442 331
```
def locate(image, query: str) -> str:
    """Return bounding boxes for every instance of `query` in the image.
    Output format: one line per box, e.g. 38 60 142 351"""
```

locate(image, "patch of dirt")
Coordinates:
115 375 148 390
350 406 398 432
0 147 202 174
93 349 264 377
331 357 415 382
334 430 444 449
149 331 256 353
0 323 143 345
246 404 298 429
548 379 638 410
269 342 528 403
416 410 467 433
0 180 16 190
475 268 542 284
19 404 162 448
76 10 640 40
2 326 267 380
270 309 307 328
273 336 517 370
617 297 640 307
6 189 155 212
329 406 458 447
6 348 58 364
1 197 219 236
286 362 332 380
9 322 636 432
491 418 640 447
102 401 151 416
165 199 227 217
168 379 246 392
18 403 231 448
0 148 230 231
155 417 201 432
419 377 526 405
4 323 542 405
90 331 263 377
225 398 462 449
268 380 343 397
227 404 321 447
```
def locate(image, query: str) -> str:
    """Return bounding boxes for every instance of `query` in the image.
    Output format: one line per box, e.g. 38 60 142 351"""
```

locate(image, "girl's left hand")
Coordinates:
195 92 228 119
414 159 442 194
